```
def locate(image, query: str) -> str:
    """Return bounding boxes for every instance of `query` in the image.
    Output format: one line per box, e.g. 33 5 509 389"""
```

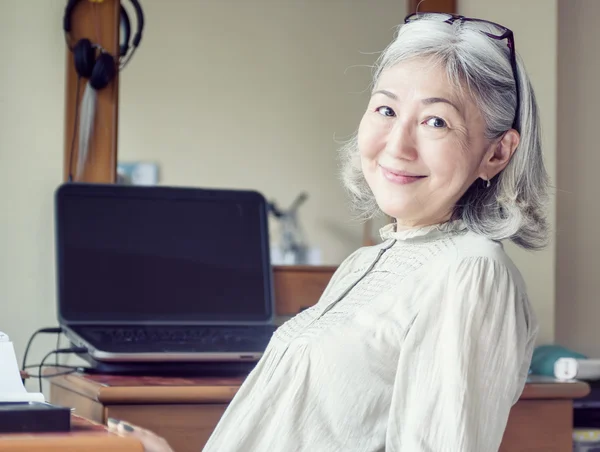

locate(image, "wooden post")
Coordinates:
63 0 120 183
408 0 456 14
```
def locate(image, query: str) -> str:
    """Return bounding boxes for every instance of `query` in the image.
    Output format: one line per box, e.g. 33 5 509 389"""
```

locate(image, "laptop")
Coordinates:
54 182 277 364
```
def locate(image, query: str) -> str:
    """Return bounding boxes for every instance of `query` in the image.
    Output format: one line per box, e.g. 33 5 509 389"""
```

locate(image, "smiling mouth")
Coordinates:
379 165 426 185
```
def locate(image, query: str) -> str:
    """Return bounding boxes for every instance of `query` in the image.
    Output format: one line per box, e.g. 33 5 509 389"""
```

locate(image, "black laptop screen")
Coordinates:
55 184 274 323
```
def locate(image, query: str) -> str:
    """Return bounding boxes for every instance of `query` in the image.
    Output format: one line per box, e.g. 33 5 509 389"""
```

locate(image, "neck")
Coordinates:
394 213 453 231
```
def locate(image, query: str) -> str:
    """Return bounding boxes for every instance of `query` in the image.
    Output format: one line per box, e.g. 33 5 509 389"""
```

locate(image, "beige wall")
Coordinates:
556 0 600 358
0 1 66 391
0 0 563 395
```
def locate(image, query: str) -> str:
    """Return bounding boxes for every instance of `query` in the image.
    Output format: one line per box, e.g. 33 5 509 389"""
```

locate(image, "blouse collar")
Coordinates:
379 219 467 241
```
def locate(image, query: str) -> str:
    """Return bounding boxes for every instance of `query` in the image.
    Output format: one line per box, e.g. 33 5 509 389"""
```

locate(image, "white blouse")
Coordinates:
203 220 538 452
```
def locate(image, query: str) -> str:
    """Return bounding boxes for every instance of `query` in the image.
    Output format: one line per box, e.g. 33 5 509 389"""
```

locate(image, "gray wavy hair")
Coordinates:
339 16 549 250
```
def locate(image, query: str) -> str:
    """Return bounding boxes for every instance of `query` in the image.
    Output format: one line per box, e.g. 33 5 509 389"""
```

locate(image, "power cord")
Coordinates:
23 365 81 380
36 347 88 393
22 328 90 392
21 327 63 381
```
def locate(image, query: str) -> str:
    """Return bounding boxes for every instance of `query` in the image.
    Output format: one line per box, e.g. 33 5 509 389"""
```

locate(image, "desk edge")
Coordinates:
520 381 590 399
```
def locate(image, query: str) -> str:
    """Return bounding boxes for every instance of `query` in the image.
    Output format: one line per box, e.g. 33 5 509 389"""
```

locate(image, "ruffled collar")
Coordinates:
379 219 467 241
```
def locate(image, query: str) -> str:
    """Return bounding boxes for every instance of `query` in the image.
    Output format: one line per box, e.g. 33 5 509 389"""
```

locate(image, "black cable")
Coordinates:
24 364 80 370
21 327 63 382
67 76 82 182
119 47 137 71
55 333 61 366
24 363 90 380
37 347 87 393
118 0 144 71
27 369 81 379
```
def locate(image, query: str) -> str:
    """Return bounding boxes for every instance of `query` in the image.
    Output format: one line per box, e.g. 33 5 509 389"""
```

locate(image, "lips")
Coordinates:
379 165 426 185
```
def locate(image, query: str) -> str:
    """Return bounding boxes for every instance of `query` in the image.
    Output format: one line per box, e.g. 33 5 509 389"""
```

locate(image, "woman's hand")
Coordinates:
107 418 174 452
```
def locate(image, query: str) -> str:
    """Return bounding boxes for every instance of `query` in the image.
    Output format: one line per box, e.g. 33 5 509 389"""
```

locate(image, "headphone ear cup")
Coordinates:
73 38 96 78
89 52 117 90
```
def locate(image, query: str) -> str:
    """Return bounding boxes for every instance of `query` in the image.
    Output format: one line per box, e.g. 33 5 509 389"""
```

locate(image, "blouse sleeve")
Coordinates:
386 256 537 452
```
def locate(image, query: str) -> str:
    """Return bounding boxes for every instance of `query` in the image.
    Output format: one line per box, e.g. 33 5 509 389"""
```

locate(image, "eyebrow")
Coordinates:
372 90 461 113
421 97 461 113
372 89 398 100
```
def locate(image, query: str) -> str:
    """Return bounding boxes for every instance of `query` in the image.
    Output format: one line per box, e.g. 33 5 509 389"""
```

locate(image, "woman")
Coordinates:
109 12 547 451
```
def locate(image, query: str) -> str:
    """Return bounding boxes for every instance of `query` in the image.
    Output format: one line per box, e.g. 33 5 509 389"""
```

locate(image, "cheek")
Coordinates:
425 150 476 188
357 115 382 159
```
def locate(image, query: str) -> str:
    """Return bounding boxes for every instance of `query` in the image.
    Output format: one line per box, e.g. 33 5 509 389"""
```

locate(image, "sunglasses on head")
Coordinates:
404 12 520 131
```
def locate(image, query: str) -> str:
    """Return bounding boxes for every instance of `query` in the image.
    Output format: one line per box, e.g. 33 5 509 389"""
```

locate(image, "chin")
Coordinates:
373 197 416 222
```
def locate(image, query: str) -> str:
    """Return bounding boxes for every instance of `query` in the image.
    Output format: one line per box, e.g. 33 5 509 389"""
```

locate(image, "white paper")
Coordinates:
0 392 45 402
0 333 45 403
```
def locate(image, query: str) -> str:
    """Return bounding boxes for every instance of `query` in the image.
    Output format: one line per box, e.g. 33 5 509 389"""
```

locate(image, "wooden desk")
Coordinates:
0 414 143 452
500 378 590 451
48 371 589 452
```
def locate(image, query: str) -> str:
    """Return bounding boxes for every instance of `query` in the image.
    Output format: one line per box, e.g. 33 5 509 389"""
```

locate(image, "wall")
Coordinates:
0 1 66 390
556 0 600 358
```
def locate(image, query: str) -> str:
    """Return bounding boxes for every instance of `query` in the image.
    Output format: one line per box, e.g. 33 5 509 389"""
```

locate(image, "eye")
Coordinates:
425 117 447 128
375 106 396 117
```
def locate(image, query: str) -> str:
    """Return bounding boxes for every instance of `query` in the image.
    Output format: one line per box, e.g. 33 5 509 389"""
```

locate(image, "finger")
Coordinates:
106 417 121 433
117 422 142 435
118 422 159 452
117 423 173 452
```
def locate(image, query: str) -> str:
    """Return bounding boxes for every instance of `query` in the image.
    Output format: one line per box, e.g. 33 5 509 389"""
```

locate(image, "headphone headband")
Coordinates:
63 0 144 55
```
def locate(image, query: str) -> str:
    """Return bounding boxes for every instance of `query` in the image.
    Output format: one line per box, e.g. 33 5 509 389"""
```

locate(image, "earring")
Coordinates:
486 178 491 188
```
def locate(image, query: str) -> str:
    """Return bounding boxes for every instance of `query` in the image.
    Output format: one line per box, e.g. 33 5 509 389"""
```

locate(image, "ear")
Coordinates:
479 129 520 180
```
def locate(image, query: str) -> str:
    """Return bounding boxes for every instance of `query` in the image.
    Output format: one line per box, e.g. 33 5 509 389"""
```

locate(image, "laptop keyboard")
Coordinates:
78 325 277 354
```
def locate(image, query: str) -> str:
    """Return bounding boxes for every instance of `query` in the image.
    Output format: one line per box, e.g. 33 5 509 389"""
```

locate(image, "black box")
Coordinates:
0 402 71 433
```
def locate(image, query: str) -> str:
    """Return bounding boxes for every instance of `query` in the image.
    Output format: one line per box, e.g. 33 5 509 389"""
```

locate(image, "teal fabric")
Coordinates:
530 345 587 377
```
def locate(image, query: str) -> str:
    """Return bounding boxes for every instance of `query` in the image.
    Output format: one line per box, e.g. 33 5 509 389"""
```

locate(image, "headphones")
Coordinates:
63 0 145 90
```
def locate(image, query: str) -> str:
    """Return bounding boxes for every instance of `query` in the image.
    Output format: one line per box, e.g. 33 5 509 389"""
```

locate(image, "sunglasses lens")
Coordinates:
470 21 508 39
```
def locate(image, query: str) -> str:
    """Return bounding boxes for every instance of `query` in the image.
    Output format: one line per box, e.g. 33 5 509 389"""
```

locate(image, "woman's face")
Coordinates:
357 58 516 228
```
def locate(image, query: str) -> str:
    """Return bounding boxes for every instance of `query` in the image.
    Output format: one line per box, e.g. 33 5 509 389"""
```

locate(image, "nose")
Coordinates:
384 120 418 161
